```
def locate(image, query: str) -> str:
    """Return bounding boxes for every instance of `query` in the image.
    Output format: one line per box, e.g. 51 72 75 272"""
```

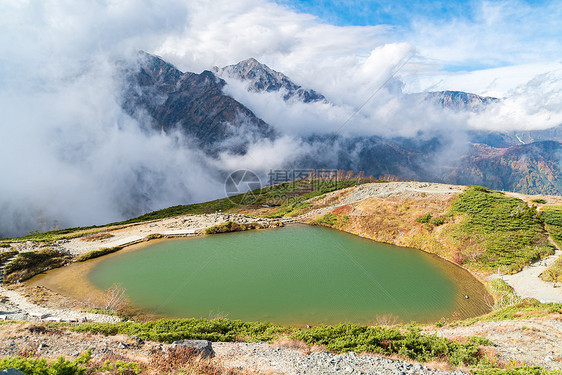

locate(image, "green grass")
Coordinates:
0 350 143 375
447 187 554 273
76 246 123 262
486 279 522 307
539 205 562 247
3 248 70 283
417 213 433 223
538 205 562 282
313 213 350 228
451 299 561 326
124 178 363 223
0 350 91 375
13 227 107 243
473 366 562 375
540 257 562 283
69 318 491 366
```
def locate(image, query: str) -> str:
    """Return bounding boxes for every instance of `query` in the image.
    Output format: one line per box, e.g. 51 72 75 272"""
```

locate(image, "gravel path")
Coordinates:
499 247 562 303
214 342 467 375
0 285 120 323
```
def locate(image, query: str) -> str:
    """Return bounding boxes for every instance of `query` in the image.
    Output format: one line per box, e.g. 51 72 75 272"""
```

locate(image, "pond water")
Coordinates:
87 225 490 325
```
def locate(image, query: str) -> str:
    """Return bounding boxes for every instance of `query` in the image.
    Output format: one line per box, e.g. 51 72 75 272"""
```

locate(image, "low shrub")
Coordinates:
473 365 562 374
76 246 122 262
430 217 445 226
144 233 164 241
3 248 70 283
447 187 553 273
204 221 262 234
0 249 18 265
72 318 491 366
540 257 562 283
313 213 349 228
468 185 491 193
417 213 432 224
532 198 547 204
0 351 90 374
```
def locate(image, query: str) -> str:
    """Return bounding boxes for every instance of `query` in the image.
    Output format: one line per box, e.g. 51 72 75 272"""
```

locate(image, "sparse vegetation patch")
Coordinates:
76 246 123 262
204 221 263 234
3 248 70 283
0 249 18 265
313 213 349 228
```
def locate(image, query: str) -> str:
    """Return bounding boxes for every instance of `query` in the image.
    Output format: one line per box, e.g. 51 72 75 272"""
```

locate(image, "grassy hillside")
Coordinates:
446 187 553 273
313 186 555 274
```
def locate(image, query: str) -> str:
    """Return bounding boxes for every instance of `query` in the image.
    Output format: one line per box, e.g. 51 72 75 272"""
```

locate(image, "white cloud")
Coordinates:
468 70 562 131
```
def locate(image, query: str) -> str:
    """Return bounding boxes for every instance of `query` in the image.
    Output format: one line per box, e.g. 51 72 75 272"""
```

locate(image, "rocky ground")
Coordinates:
6 213 286 257
0 322 469 375
425 318 562 370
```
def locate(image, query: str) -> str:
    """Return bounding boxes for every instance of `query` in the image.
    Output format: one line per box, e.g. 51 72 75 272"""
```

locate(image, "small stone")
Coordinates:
171 340 214 358
131 336 144 345
0 369 26 375
117 342 128 349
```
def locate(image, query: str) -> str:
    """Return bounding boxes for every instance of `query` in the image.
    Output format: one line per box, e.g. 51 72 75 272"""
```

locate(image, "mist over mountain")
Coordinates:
423 91 499 111
123 52 276 155
215 58 325 103
122 53 562 198
1 50 560 238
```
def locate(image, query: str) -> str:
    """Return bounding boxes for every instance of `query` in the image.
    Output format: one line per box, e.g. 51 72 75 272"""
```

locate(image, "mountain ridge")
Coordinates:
215 58 326 103
123 51 276 154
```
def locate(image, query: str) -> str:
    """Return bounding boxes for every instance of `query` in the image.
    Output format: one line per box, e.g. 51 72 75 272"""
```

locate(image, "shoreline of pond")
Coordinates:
25 223 492 325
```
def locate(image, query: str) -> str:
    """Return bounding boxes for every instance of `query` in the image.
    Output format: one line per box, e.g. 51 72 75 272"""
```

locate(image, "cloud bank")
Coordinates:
0 0 561 236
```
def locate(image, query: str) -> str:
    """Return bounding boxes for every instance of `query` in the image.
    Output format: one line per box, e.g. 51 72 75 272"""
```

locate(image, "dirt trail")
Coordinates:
489 196 562 302
498 235 562 303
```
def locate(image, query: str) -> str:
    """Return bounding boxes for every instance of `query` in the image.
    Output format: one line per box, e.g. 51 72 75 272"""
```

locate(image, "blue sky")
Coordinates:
276 0 474 27
275 0 561 74
276 0 551 28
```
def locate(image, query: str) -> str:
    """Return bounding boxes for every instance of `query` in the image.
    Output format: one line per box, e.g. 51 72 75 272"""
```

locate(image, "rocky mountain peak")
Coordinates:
217 58 326 103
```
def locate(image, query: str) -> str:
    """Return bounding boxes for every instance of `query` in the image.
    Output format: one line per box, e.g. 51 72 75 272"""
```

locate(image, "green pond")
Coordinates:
88 225 490 325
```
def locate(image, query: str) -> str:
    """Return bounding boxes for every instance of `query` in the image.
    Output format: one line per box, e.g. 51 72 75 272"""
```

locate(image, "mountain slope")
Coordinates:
446 141 562 195
122 53 562 196
123 52 276 154
216 58 325 103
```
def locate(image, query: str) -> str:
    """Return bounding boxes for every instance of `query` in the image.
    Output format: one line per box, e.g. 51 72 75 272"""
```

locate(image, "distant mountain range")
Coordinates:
423 90 499 111
122 52 562 195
